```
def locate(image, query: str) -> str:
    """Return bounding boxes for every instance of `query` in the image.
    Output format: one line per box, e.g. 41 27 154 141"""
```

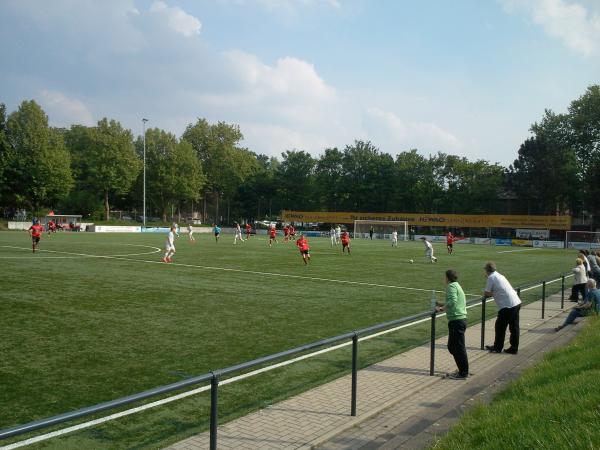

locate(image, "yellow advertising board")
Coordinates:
281 211 571 230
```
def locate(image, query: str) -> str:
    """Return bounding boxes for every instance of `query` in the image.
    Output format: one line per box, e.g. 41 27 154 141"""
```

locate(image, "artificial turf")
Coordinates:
0 231 574 448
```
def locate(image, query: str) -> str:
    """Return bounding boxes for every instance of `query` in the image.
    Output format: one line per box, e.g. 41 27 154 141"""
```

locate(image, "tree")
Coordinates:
276 150 316 210
0 104 8 205
183 119 259 221
507 136 578 215
5 100 73 211
141 128 205 221
315 148 344 211
340 140 382 211
567 85 600 216
84 118 140 220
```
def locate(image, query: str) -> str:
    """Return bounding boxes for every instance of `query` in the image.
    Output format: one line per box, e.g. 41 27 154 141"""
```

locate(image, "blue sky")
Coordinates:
1 0 599 165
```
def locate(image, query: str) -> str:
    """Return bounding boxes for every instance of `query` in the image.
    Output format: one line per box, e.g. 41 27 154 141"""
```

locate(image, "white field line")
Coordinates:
0 265 571 449
496 248 541 254
0 246 480 297
0 244 161 258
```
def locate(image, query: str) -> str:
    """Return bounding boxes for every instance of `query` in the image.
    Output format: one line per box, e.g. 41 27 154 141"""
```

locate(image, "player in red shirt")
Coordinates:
245 223 252 240
268 226 278 247
289 225 296 237
283 225 289 242
446 231 456 254
47 219 57 235
296 233 311 265
28 219 44 252
341 231 351 254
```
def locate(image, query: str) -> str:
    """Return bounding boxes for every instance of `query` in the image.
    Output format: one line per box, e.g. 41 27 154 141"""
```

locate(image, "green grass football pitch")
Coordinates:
0 231 574 448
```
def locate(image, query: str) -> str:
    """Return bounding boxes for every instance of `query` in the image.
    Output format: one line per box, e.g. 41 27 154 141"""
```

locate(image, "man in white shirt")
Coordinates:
391 230 398 247
163 225 177 263
483 261 522 354
335 225 341 243
420 237 437 263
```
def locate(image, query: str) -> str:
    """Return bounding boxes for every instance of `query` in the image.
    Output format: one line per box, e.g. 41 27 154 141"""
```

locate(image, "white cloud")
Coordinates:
364 107 462 152
39 90 95 127
149 1 201 37
1 0 467 161
501 0 600 56
223 50 335 101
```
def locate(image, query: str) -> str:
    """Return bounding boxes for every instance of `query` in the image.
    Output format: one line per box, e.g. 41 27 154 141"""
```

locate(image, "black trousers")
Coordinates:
493 305 520 351
447 319 469 376
570 283 587 301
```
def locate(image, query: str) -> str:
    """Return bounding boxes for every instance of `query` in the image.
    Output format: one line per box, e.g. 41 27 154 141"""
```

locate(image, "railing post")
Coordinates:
561 275 565 309
542 281 546 319
480 297 486 350
351 332 358 416
210 372 219 450
429 310 436 376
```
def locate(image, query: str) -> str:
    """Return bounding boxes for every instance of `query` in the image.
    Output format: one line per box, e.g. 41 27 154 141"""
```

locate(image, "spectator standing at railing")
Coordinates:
589 251 600 283
570 258 588 301
578 250 591 276
556 279 600 331
436 269 469 379
483 262 521 354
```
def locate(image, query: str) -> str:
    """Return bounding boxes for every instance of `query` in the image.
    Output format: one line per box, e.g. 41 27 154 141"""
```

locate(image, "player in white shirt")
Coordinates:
330 226 337 246
172 222 180 238
163 225 177 263
335 225 341 244
391 230 398 247
420 237 437 263
187 224 195 242
233 222 244 244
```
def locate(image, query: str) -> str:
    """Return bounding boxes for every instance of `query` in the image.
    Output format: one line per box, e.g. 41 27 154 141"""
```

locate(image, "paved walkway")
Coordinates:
167 293 573 450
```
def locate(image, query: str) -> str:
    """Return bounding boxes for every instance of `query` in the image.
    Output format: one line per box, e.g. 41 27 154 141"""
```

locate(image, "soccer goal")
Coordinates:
353 220 408 241
565 231 600 250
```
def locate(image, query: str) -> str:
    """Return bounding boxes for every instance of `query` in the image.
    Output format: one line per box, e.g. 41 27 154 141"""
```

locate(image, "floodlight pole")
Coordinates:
142 118 148 230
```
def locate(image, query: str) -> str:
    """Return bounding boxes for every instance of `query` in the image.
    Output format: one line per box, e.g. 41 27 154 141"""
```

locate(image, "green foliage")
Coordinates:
432 316 600 450
140 128 205 221
4 100 73 211
276 149 316 210
0 103 8 205
182 119 257 198
506 136 578 214
86 118 141 220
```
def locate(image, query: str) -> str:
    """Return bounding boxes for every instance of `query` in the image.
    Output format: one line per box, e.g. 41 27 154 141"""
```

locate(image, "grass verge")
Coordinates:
432 315 600 450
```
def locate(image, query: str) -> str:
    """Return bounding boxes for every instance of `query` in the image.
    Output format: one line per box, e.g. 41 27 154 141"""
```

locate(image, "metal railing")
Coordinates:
0 273 571 449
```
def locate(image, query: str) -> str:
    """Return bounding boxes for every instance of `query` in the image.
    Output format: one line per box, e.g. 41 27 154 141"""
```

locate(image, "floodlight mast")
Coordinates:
142 118 148 230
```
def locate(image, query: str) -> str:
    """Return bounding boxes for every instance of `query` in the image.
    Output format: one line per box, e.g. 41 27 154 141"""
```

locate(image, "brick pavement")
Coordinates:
167 293 572 450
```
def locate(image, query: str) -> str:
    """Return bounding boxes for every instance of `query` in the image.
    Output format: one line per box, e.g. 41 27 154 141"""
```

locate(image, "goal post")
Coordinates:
565 231 600 250
353 220 408 241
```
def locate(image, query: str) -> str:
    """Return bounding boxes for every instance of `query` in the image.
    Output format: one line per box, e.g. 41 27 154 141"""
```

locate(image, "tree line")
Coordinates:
0 85 599 224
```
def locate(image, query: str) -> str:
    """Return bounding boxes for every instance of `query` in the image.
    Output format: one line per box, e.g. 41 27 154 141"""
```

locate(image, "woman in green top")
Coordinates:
436 269 469 379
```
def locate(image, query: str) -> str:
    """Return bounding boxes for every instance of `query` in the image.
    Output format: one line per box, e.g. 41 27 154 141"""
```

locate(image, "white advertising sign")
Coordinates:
94 225 141 233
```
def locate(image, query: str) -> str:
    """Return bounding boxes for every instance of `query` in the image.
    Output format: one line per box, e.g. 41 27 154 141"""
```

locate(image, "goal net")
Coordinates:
353 220 408 241
565 231 600 250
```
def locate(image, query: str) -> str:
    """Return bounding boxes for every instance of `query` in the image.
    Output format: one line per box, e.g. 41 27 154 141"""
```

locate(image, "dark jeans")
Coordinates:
562 308 584 326
493 305 520 352
448 319 469 376
570 283 587 301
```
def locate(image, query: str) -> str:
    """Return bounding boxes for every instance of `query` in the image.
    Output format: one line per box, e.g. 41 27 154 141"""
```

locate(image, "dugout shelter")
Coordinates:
43 214 83 231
